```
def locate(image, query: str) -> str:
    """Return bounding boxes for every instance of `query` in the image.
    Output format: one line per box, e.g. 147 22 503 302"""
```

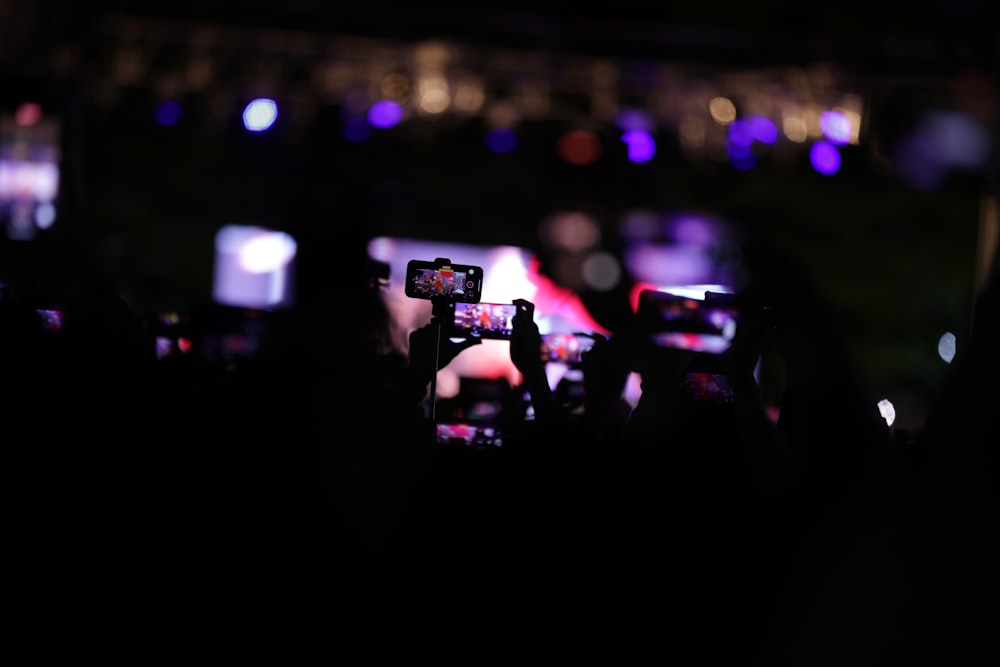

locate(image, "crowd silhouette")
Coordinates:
3 220 996 662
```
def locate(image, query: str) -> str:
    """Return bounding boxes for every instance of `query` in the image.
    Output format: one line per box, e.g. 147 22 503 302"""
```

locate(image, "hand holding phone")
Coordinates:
409 319 482 383
507 298 546 380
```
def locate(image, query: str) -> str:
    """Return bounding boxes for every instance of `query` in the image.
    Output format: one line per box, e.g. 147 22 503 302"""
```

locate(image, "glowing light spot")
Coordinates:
622 129 656 162
728 120 754 147
581 251 622 291
937 331 956 363
809 140 841 175
749 115 778 144
155 99 183 126
416 75 451 115
35 202 56 229
709 97 737 125
877 398 896 427
368 99 404 128
616 109 652 132
237 231 298 273
557 130 602 165
542 211 601 251
821 110 852 145
15 102 43 127
242 98 278 132
485 127 518 153
783 116 808 143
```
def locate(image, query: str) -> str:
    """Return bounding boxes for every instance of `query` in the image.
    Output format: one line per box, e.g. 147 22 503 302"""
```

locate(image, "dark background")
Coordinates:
0 0 997 429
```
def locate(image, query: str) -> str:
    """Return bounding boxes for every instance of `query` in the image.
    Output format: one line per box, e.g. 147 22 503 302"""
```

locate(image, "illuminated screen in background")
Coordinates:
212 224 298 309
0 104 61 241
368 236 611 397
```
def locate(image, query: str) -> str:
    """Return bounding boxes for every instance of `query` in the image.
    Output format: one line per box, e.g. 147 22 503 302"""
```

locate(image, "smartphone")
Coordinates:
435 420 504 449
404 259 483 303
682 370 735 405
680 352 734 405
451 302 517 339
540 333 597 365
635 289 738 354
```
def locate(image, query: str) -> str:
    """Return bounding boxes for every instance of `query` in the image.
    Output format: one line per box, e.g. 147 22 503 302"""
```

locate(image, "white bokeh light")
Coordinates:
937 331 957 363
242 98 278 132
877 398 896 427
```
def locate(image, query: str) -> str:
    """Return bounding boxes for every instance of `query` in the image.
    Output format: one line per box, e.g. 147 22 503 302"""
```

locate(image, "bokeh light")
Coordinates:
749 115 778 144
809 140 841 175
368 99 404 129
820 110 851 145
14 102 43 126
485 127 519 153
155 99 183 126
242 98 278 132
937 331 957 363
877 398 896 427
621 129 656 162
557 130 602 165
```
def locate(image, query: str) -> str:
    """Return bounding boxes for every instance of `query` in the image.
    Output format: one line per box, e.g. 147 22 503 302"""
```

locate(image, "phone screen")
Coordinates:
682 371 734 405
435 420 503 448
404 260 483 303
540 333 596 364
452 302 517 339
637 290 738 354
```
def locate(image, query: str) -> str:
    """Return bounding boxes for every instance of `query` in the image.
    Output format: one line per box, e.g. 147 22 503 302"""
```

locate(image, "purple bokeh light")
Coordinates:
727 119 754 147
368 99 404 129
749 115 778 144
622 129 656 162
809 140 842 175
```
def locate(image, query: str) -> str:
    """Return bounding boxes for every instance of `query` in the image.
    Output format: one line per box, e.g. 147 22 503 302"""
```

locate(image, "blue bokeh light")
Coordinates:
727 120 754 147
485 127 519 153
155 99 183 126
749 115 778 144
